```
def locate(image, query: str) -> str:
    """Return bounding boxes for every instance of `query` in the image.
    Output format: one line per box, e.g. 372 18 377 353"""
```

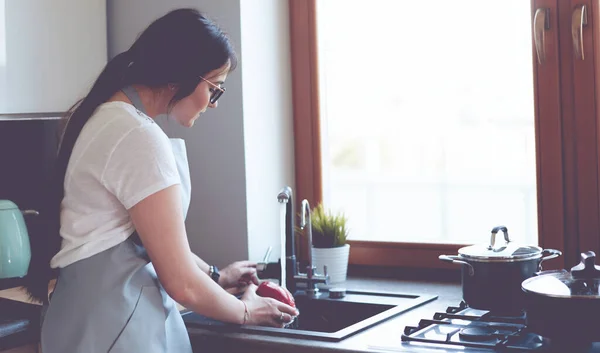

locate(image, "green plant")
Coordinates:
309 203 349 248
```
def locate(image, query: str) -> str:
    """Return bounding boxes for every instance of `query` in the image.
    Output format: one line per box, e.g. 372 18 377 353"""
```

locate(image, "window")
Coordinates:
290 0 600 270
317 0 537 246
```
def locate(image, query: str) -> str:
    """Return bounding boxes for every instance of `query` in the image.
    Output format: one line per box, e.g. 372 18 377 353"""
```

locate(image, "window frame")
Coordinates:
289 0 600 270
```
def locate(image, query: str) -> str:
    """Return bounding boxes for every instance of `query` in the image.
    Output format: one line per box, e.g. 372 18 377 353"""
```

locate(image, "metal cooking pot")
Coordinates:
522 251 600 343
439 225 561 313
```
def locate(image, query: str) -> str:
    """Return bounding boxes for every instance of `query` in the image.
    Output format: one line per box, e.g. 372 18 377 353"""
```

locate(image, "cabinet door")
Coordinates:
0 0 107 113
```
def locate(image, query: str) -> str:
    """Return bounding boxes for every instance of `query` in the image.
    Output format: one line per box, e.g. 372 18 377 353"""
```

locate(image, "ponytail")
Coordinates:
24 51 134 302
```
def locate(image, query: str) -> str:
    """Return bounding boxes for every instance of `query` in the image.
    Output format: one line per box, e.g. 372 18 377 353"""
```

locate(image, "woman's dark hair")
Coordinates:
24 8 237 302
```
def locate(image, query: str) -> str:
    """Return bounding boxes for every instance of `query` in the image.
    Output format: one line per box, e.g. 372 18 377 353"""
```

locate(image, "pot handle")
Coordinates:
488 226 510 250
534 269 568 277
439 255 474 276
538 248 562 271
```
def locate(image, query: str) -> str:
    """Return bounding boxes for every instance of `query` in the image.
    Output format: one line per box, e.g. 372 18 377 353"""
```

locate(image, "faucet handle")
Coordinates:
256 246 273 272
262 246 273 263
322 265 328 277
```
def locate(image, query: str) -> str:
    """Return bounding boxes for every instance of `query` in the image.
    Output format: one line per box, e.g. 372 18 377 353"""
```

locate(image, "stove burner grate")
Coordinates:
401 302 545 351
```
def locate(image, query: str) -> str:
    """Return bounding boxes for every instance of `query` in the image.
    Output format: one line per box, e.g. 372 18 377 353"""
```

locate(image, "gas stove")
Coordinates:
400 301 600 353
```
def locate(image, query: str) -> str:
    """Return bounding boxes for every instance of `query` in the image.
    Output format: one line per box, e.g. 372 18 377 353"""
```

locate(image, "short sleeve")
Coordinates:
101 124 181 209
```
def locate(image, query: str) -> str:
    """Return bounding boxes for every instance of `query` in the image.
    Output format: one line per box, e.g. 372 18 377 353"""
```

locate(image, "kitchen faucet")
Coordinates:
295 199 329 296
257 187 329 296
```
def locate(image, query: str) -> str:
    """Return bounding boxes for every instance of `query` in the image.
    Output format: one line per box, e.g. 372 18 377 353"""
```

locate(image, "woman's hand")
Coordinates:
241 283 299 328
219 261 259 290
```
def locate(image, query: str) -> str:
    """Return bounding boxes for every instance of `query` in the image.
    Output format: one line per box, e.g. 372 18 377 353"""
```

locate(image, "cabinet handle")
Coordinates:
572 4 588 60
533 8 550 65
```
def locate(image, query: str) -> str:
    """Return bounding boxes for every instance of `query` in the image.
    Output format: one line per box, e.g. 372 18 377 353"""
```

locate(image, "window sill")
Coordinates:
348 240 466 269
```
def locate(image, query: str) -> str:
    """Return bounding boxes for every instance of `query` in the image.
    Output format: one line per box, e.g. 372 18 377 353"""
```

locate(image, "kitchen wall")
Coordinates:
1 0 107 113
107 0 295 267
239 0 296 267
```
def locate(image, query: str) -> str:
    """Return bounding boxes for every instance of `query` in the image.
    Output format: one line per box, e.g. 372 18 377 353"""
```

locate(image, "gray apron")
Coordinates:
41 87 194 353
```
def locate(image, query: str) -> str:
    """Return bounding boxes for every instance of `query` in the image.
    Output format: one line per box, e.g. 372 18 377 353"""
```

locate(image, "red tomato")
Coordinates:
256 281 296 308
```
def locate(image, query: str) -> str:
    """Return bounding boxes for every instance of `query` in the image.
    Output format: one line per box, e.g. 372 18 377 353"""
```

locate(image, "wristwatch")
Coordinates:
208 265 220 283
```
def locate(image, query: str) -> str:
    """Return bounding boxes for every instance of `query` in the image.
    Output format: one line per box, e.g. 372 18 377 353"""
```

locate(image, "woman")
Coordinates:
26 8 298 353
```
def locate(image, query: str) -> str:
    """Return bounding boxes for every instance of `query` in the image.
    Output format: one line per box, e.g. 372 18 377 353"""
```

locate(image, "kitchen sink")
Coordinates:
182 289 436 342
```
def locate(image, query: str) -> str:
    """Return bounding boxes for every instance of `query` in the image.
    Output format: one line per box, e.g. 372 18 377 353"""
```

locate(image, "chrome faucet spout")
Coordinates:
300 199 313 268
277 186 298 293
277 187 292 203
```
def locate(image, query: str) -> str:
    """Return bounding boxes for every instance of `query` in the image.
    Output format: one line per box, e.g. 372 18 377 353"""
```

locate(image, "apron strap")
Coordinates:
118 86 148 248
121 86 147 116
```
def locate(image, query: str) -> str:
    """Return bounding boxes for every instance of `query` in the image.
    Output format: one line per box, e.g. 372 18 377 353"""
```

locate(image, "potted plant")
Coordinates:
309 203 350 284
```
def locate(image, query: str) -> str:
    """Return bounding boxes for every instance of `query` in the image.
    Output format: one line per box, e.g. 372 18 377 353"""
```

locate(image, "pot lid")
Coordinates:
522 251 600 299
0 200 18 211
458 226 542 261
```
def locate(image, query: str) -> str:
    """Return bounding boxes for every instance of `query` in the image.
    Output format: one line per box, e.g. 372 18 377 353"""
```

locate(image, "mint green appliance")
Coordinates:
0 200 37 279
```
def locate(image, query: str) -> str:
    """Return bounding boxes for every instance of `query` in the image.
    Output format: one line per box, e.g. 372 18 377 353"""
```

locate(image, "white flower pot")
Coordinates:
311 244 350 284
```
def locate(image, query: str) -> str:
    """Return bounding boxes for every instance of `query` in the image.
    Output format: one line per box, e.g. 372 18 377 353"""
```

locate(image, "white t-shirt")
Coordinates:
50 101 182 268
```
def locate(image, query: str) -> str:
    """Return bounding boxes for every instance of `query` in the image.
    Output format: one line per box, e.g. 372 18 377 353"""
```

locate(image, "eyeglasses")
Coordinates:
199 75 225 104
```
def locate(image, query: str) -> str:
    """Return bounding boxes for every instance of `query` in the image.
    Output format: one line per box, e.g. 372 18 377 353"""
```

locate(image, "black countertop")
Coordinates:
186 276 468 353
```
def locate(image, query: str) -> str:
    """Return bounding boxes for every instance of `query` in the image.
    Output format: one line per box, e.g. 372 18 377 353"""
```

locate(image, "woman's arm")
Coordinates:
128 184 247 324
